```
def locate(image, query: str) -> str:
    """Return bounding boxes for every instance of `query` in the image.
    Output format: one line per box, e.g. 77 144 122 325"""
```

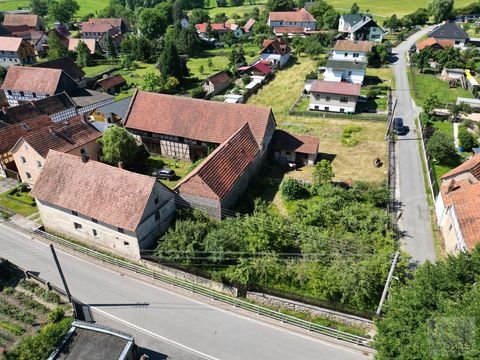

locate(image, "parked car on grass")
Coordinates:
152 168 176 180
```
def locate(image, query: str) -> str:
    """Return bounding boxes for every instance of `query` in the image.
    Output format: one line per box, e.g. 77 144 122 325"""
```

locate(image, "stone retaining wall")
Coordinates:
141 259 238 297
247 292 374 331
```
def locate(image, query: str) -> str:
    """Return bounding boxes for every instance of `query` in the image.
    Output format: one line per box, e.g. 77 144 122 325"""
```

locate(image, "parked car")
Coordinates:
393 117 406 135
152 168 176 180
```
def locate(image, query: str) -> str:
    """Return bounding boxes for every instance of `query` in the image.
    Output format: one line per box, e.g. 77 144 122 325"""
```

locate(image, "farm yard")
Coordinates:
248 56 387 184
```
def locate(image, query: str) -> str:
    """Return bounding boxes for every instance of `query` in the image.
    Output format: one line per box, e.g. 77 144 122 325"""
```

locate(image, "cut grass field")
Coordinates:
206 0 266 19
326 0 475 18
0 0 109 17
409 70 474 107
248 56 386 183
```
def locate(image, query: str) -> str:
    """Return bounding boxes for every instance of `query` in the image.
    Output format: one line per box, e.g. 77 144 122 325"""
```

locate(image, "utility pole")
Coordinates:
376 251 400 316
50 244 76 318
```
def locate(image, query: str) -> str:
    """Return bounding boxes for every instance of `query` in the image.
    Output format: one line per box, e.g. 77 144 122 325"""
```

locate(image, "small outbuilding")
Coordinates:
95 74 127 95
202 71 231 96
271 129 319 166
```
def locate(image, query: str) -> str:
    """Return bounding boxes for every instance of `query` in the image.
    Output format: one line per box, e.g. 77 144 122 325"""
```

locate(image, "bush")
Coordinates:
305 71 318 80
342 125 362 147
427 131 456 164
48 307 65 323
366 89 381 99
280 178 309 201
458 125 477 151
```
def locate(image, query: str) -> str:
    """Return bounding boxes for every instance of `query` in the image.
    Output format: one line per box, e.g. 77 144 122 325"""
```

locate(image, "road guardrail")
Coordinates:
32 228 372 348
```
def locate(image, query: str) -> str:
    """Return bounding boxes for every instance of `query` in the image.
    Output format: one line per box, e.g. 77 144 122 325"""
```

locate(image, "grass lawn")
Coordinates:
82 63 118 77
145 155 198 189
410 70 474 107
187 45 259 79
0 0 109 17
113 62 157 88
249 56 386 183
0 188 37 217
205 0 266 19
326 0 474 18
432 120 454 138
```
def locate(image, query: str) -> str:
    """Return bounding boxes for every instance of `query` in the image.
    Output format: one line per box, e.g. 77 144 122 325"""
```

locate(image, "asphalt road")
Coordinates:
392 26 437 264
0 222 371 360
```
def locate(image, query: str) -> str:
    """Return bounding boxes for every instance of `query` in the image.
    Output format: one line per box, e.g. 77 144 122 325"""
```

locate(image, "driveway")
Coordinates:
391 26 437 264
0 177 18 194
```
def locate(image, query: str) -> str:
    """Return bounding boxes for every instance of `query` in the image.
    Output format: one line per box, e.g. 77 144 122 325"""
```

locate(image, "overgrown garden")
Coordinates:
155 164 405 315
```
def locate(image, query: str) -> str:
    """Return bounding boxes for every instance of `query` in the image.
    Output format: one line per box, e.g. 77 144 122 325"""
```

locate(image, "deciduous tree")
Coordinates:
98 126 138 167
48 0 79 24
29 0 49 16
138 8 168 40
428 0 454 23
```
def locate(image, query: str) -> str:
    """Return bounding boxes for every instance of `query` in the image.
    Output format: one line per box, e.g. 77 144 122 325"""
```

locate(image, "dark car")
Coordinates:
152 168 176 180
393 117 405 135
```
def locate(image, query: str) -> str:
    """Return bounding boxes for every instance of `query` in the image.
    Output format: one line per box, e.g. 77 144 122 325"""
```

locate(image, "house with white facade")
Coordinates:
260 38 291 68
11 115 102 186
1 66 79 106
308 80 361 113
267 8 316 35
31 151 176 260
0 37 35 68
435 154 480 253
338 14 365 33
330 40 373 62
324 58 367 84
428 21 469 49
340 15 384 42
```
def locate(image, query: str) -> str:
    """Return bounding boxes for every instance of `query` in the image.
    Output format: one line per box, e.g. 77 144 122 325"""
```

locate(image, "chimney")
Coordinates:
118 161 124 169
81 154 89 163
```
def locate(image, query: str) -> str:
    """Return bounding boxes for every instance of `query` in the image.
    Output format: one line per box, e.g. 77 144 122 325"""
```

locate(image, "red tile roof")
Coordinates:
31 151 161 232
261 38 291 55
271 130 319 155
238 62 272 75
269 9 316 22
3 14 39 28
442 154 480 181
1 66 63 94
0 37 23 51
310 80 361 96
68 38 97 54
96 74 127 91
195 22 231 33
445 181 480 250
14 115 101 157
81 22 115 34
416 37 454 51
124 91 273 146
175 123 260 200
204 71 231 88
88 18 124 30
334 40 374 52
243 18 256 32
0 115 53 154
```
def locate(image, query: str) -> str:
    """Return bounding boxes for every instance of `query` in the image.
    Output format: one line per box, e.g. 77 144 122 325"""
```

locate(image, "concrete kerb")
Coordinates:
11 222 374 355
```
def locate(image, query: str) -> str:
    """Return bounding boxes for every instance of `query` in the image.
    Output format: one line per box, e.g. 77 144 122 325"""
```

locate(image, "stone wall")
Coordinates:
141 259 238 297
246 292 374 331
